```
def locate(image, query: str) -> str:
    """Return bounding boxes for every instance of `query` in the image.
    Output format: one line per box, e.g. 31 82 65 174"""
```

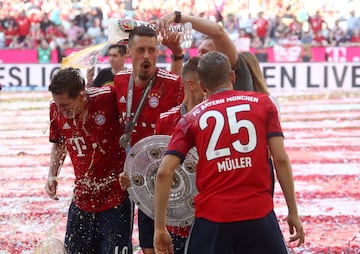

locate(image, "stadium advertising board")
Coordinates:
0 63 359 91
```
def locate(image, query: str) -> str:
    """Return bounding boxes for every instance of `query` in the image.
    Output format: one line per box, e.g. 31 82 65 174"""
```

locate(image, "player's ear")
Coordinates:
231 70 235 85
187 80 196 90
199 81 207 93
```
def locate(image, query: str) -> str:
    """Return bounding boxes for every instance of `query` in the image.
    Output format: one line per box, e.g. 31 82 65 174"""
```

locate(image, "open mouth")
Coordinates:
141 62 151 70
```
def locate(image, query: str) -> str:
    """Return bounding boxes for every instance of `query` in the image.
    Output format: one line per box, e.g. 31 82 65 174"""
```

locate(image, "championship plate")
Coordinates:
124 135 198 227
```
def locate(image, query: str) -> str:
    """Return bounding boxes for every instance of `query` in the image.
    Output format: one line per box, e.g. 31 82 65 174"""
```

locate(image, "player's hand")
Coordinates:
45 177 59 200
150 13 175 39
161 32 183 57
287 213 305 246
119 172 131 190
154 229 174 254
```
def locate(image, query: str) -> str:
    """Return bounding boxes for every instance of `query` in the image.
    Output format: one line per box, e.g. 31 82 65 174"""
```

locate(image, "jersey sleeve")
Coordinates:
164 77 184 110
268 95 281 120
264 96 283 138
49 102 62 143
165 116 194 163
154 115 162 135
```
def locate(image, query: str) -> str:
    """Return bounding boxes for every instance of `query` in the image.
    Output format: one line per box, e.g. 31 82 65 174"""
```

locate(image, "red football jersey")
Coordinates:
167 90 283 223
154 104 191 237
49 86 127 212
114 68 183 145
154 104 182 135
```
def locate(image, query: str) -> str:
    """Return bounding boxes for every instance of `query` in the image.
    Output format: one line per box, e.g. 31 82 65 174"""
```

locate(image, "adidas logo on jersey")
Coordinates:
119 96 126 103
63 122 71 129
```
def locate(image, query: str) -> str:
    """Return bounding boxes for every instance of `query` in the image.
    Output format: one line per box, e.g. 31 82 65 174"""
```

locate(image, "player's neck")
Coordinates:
135 78 148 88
112 66 124 74
72 96 88 127
208 85 231 96
134 76 155 88
182 96 197 114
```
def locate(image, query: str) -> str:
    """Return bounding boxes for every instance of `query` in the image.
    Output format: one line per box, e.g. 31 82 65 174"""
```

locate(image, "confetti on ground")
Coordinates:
0 91 359 253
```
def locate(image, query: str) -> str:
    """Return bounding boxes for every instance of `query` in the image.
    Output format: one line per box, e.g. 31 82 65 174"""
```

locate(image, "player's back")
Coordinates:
180 90 282 222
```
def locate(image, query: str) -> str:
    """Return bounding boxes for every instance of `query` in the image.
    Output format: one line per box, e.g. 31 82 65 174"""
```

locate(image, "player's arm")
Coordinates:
154 154 181 254
86 66 95 87
161 31 184 75
155 12 238 67
45 141 66 200
268 136 305 246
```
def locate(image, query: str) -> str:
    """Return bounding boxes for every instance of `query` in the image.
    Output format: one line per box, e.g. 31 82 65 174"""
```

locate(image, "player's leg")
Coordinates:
64 202 97 253
185 218 233 254
138 209 155 254
170 233 188 254
97 196 134 254
186 212 288 254
232 210 289 254
258 210 289 254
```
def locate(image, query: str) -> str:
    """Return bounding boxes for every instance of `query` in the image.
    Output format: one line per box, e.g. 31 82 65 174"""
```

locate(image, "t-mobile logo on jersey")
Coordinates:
69 137 87 157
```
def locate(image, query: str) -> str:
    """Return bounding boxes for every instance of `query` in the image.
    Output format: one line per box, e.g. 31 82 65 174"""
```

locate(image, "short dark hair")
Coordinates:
182 56 200 83
198 52 232 91
49 67 85 99
108 44 127 56
128 26 157 47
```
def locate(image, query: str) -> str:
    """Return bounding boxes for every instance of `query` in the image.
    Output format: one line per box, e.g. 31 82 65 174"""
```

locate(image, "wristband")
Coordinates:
174 11 181 23
171 54 184 61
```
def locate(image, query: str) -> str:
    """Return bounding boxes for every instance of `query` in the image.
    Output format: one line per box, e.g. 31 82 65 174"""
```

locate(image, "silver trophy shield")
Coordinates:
124 135 198 227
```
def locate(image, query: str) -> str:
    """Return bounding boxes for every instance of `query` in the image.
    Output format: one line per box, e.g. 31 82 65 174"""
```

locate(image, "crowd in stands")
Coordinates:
0 0 359 63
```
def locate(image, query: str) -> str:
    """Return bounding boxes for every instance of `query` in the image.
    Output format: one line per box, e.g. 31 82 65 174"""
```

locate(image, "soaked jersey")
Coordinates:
166 90 283 223
114 68 183 145
49 86 127 212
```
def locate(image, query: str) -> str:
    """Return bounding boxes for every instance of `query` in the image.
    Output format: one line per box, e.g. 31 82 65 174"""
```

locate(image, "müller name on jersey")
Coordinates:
217 156 252 172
